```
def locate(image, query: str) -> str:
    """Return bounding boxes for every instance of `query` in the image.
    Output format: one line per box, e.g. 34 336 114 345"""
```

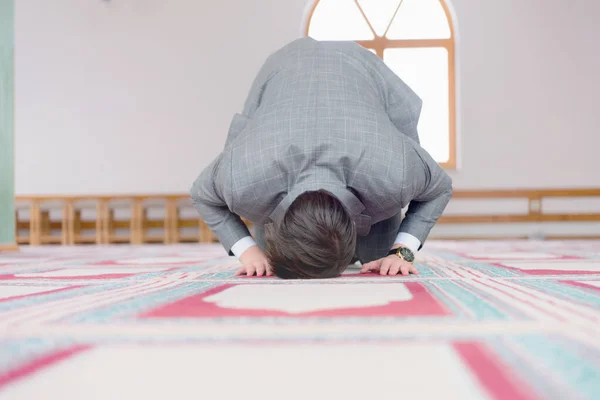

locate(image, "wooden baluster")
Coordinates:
66 202 77 245
131 199 144 245
96 200 109 245
29 202 41 246
61 202 70 245
165 198 178 244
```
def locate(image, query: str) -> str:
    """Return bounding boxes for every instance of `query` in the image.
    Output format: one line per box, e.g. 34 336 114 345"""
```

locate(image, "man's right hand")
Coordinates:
234 245 273 277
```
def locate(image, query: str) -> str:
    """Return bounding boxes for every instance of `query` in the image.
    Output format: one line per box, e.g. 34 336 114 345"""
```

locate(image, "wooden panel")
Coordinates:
40 211 50 241
179 220 201 229
72 209 82 245
40 235 62 244
105 207 115 244
38 208 69 245
178 235 204 243
74 236 100 244
140 201 168 244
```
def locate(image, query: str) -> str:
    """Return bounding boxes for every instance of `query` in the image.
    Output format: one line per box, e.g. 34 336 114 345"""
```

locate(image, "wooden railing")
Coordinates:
14 188 600 245
433 188 600 240
440 188 600 223
15 195 219 246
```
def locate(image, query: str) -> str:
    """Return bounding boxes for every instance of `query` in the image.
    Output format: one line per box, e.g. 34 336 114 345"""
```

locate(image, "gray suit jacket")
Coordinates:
191 37 453 255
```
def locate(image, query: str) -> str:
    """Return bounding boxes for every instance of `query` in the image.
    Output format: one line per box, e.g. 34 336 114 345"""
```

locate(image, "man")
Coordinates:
190 37 453 279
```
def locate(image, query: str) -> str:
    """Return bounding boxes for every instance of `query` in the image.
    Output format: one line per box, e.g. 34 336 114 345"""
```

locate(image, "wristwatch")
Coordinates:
388 246 415 263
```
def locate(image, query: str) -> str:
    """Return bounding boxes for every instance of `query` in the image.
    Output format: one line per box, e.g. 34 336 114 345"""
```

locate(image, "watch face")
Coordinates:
398 247 415 263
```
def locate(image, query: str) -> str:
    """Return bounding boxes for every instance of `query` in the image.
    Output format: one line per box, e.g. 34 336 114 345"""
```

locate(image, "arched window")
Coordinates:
306 0 456 168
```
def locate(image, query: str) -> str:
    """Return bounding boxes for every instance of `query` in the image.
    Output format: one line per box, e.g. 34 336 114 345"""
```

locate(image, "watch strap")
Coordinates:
388 248 402 258
387 247 415 263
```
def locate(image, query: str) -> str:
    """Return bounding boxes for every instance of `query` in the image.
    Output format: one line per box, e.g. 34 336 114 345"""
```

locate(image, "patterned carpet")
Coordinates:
0 241 599 399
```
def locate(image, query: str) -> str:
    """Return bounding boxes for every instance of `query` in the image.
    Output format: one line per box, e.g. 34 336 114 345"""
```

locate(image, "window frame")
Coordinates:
304 0 457 169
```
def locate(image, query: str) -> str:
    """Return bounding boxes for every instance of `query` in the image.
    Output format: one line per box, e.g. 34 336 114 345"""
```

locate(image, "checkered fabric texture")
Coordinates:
190 37 452 254
1 241 599 399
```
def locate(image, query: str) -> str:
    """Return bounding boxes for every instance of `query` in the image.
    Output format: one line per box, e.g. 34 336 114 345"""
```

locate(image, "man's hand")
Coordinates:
360 255 418 276
234 245 273 277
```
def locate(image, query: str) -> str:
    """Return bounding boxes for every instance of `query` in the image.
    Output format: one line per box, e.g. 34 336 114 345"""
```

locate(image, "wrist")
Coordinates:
239 245 266 264
393 232 421 254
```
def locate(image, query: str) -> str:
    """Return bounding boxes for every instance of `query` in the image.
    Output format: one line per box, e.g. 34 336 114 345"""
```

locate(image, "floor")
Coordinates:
0 241 599 400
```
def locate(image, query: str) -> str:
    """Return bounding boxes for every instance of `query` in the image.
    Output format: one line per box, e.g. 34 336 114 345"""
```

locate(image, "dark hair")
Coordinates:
265 190 357 279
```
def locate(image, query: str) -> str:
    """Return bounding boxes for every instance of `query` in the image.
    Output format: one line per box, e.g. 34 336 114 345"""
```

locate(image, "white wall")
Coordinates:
450 0 600 188
14 0 600 195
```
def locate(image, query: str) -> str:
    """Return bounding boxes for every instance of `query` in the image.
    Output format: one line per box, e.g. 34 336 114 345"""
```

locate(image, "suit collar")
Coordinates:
268 183 371 236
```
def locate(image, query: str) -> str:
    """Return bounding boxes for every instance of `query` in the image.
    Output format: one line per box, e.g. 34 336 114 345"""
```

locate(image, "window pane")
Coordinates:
357 0 402 37
308 0 374 41
387 0 451 40
384 48 449 162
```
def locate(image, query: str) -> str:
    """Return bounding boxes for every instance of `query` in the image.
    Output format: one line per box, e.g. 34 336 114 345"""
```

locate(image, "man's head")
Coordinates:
264 190 357 279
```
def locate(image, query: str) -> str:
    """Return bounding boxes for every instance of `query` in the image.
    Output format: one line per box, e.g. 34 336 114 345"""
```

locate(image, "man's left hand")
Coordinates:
360 255 418 276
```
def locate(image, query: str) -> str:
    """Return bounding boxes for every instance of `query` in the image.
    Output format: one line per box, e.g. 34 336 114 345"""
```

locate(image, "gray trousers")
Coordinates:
253 214 401 264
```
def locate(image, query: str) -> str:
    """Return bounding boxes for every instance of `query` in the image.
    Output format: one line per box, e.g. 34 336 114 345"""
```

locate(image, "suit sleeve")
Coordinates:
399 141 453 249
190 154 251 256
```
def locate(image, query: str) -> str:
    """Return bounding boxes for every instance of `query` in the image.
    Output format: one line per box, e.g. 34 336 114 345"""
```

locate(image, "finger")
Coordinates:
367 259 383 270
362 259 382 273
266 265 274 276
234 267 245 276
388 261 401 276
410 265 419 275
379 259 393 276
400 263 411 276
255 262 266 277
360 263 372 273
245 264 256 277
